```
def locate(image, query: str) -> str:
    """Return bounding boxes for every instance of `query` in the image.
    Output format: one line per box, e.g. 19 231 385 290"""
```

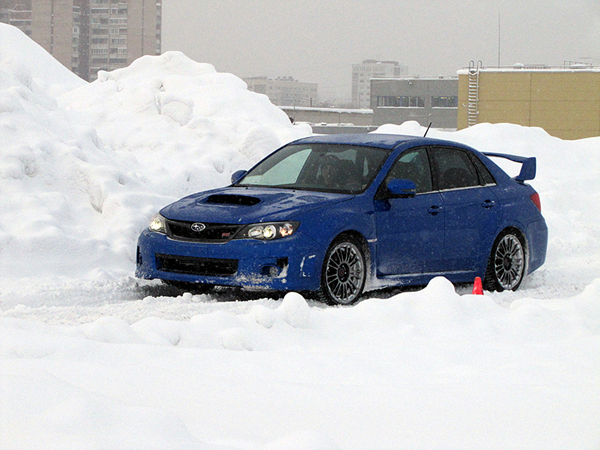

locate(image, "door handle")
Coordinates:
481 200 496 209
428 205 442 215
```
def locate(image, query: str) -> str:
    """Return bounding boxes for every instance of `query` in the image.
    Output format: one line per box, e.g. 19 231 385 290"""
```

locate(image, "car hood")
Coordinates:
160 187 354 223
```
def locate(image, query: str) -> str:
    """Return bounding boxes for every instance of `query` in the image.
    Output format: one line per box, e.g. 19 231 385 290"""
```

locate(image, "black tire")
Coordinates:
484 231 526 291
319 237 367 305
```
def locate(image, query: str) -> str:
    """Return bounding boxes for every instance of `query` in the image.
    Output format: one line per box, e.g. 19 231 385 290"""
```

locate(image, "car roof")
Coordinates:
289 133 465 151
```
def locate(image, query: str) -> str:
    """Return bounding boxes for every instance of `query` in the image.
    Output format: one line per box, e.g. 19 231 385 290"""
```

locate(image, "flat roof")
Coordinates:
371 77 458 81
457 64 600 75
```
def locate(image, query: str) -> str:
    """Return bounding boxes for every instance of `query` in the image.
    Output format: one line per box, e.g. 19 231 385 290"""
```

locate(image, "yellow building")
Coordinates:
458 64 600 140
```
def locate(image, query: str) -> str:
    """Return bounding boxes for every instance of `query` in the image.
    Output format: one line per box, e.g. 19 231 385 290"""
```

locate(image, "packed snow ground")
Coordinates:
0 24 599 449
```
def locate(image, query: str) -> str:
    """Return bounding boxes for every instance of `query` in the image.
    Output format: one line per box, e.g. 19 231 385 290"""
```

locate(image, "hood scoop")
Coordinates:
205 194 261 206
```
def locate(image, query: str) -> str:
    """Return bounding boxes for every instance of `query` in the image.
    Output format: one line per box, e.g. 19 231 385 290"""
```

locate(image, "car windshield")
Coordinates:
236 143 391 194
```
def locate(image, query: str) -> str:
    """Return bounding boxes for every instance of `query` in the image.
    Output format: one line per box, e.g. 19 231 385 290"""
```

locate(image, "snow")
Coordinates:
0 23 599 450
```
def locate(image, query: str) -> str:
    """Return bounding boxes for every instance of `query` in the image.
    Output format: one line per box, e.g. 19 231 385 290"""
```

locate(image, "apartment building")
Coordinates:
244 76 318 107
352 60 408 109
0 1 31 34
0 0 161 81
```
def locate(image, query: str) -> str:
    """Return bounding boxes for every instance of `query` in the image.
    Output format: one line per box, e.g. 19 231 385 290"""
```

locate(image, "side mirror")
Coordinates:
231 170 247 185
387 178 416 198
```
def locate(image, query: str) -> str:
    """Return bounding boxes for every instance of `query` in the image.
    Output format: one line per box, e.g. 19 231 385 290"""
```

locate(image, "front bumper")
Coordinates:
135 229 325 292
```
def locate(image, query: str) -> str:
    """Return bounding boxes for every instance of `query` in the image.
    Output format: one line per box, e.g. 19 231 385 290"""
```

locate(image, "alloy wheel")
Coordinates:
323 241 365 305
493 233 525 290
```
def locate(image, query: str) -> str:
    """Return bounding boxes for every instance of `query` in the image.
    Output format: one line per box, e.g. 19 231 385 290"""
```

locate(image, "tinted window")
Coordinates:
431 147 480 190
385 147 432 194
470 154 496 185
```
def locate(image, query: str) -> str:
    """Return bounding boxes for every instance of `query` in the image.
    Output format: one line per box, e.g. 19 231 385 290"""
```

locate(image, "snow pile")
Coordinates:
0 24 309 280
0 24 85 95
0 24 599 450
59 51 308 196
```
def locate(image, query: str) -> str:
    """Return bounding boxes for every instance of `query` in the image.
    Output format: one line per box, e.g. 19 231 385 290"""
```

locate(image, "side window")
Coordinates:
385 147 433 194
432 147 480 190
470 154 496 185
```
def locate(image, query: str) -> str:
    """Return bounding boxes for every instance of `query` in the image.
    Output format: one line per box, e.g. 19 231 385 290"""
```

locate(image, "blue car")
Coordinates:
136 134 547 304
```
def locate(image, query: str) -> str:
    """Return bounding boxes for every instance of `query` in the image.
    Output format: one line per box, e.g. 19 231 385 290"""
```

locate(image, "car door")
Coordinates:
374 147 444 275
430 146 500 272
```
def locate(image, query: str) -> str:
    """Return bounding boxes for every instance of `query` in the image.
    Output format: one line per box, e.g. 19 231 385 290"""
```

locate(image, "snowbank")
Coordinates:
0 23 85 95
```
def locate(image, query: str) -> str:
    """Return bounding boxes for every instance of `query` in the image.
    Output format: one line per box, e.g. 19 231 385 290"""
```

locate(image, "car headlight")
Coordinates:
148 213 166 234
236 221 299 240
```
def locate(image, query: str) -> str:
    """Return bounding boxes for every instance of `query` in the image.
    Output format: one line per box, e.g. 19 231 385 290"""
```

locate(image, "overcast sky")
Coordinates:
161 0 600 101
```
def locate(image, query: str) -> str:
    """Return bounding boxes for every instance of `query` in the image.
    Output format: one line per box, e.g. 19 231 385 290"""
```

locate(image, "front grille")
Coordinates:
166 219 241 242
156 253 238 277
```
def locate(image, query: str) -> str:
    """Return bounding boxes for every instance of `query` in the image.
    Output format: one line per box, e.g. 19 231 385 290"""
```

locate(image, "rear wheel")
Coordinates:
319 237 366 305
484 231 525 291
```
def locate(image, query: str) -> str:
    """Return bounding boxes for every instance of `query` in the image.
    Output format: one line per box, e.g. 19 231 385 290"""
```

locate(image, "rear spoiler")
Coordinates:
483 152 536 182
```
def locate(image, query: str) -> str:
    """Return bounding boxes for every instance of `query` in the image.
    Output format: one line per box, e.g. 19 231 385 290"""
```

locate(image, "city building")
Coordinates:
244 76 318 107
458 62 600 140
0 1 31 35
371 77 458 129
352 59 408 109
0 0 161 81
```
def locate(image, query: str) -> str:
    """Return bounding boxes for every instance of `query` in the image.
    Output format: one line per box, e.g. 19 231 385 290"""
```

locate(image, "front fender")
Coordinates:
296 197 376 249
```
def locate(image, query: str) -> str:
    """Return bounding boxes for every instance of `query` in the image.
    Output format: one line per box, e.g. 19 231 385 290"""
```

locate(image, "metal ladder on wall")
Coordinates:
467 60 483 127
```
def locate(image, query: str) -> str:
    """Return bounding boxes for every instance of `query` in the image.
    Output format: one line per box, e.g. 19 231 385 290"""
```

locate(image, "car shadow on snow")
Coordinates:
133 280 288 302
134 280 479 306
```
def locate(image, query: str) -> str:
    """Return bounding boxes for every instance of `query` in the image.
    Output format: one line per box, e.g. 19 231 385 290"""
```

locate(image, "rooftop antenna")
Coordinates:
424 122 432 137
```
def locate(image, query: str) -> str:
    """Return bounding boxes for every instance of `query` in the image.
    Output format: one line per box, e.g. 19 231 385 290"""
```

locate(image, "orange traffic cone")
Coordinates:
472 277 483 295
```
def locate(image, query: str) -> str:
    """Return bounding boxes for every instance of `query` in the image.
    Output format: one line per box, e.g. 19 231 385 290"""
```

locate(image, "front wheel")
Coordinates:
319 238 367 305
484 231 525 291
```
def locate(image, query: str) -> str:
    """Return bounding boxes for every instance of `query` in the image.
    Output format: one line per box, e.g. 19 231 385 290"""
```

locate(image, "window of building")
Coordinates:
377 96 425 108
431 96 458 108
